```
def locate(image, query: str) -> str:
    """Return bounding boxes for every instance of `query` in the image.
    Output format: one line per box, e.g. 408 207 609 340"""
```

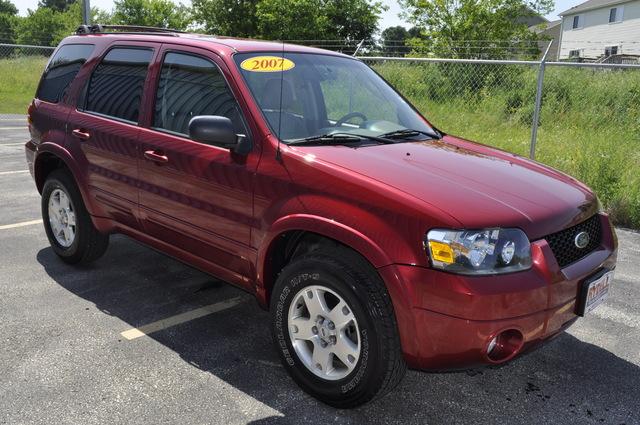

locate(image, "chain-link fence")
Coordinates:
1 41 640 226
0 43 55 59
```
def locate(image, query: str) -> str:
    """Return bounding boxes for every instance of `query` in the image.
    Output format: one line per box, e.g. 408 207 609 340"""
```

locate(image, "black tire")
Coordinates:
42 168 109 265
270 246 406 408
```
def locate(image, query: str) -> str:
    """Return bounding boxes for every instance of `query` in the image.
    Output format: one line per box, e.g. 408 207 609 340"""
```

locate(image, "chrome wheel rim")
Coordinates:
48 188 76 248
287 285 361 381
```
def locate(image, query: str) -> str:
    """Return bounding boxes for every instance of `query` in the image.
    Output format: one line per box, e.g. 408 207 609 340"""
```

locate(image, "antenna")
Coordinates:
353 39 365 57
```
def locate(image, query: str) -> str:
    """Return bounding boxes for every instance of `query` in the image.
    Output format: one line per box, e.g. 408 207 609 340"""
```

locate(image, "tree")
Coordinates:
0 0 17 15
400 0 554 59
191 0 259 37
255 0 328 40
16 2 97 46
0 0 19 44
381 26 408 55
112 0 192 30
38 0 77 12
324 0 385 41
0 14 19 44
16 7 66 46
379 25 424 56
255 0 385 41
193 0 384 40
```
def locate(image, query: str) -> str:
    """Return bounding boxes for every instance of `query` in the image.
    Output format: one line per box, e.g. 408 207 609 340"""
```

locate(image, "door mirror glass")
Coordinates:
189 115 238 147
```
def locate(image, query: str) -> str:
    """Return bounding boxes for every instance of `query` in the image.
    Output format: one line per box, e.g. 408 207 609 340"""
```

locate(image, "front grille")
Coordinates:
544 215 602 268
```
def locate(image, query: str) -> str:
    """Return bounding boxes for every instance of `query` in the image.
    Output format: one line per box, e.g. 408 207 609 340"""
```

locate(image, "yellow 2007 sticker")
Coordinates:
240 56 295 72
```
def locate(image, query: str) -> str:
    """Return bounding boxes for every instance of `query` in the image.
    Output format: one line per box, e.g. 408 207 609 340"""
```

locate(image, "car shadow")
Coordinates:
37 235 639 425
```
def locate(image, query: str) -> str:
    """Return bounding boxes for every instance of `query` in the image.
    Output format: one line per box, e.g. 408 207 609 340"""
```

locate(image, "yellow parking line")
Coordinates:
0 219 42 230
0 170 29 175
120 297 243 340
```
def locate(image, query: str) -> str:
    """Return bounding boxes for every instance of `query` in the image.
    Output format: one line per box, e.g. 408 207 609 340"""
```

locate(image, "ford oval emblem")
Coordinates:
574 231 590 249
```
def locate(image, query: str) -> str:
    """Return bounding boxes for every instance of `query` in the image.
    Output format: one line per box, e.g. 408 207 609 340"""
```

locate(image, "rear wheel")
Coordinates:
270 246 406 408
42 169 109 264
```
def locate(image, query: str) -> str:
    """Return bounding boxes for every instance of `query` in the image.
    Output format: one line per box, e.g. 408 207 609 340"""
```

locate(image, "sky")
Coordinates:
15 0 583 28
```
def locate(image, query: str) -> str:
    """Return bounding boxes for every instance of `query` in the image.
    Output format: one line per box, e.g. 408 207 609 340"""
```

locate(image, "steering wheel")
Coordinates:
335 112 368 127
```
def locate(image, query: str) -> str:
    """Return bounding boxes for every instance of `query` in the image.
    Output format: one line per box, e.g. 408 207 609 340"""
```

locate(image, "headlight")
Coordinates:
425 228 532 275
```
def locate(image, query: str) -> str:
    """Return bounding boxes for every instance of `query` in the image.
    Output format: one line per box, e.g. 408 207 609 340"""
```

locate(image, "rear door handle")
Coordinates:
72 129 91 140
144 150 169 164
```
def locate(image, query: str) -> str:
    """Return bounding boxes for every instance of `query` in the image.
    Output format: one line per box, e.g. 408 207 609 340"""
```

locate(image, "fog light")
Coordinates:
486 329 524 363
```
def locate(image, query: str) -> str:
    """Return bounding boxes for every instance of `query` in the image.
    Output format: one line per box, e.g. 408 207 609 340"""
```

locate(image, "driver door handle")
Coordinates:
72 129 91 140
144 150 169 164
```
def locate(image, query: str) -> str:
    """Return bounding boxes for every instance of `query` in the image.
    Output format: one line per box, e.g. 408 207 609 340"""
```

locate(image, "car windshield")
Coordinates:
233 52 436 143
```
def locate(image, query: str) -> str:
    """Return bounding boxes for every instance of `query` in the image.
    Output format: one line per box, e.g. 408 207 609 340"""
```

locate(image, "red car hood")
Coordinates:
295 135 598 240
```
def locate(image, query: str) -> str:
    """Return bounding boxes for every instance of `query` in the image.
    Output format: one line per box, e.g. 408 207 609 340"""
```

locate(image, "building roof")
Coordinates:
529 19 561 32
559 0 630 16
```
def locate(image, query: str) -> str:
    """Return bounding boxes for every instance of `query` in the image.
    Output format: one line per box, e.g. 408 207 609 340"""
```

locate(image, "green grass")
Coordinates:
1 56 639 228
0 56 48 114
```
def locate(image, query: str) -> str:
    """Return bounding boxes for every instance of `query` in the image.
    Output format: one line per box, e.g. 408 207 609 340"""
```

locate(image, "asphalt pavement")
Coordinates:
1 116 638 424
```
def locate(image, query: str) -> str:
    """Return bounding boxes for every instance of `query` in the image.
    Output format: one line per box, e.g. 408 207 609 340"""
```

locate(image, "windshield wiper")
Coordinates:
379 128 440 140
288 132 396 146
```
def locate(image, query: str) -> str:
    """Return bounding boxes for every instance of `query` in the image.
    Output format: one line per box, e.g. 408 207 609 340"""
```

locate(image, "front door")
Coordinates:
136 45 259 287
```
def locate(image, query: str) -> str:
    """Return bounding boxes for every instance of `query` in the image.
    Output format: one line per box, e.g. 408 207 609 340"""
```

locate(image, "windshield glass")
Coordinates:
234 52 435 143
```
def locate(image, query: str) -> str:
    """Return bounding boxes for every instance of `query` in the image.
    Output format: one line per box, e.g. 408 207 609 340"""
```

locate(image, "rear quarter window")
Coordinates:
36 44 94 103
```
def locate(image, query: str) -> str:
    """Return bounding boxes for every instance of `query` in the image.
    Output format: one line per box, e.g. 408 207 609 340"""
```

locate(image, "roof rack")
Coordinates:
76 24 186 36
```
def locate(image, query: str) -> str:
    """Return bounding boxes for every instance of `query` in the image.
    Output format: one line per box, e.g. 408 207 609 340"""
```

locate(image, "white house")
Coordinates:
558 0 640 60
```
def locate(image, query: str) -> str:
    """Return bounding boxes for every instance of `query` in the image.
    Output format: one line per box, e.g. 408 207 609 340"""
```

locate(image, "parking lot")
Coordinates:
0 116 639 425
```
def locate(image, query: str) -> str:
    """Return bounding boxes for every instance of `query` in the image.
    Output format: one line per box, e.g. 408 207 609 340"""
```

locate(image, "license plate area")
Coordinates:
576 269 614 316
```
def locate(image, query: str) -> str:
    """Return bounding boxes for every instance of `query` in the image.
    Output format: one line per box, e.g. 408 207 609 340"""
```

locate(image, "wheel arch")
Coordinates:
256 214 395 309
34 143 97 217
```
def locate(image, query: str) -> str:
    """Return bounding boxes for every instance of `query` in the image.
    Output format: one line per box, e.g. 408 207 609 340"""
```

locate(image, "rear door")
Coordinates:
137 44 260 287
66 42 158 229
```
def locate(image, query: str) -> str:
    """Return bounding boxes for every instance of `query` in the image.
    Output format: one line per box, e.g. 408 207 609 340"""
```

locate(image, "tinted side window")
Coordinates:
37 44 94 103
153 52 246 137
85 48 153 123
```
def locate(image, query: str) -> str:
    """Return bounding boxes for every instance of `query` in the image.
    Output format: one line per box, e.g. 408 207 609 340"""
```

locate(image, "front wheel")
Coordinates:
270 247 406 408
42 168 109 264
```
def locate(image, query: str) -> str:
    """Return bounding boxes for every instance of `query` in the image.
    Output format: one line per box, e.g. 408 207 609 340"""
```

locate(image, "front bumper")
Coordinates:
379 214 618 370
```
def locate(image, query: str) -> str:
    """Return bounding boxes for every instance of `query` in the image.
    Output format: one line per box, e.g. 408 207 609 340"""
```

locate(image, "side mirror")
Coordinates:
188 116 248 152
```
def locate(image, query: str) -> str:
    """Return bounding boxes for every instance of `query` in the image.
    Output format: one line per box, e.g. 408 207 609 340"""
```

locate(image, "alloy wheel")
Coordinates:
287 285 361 381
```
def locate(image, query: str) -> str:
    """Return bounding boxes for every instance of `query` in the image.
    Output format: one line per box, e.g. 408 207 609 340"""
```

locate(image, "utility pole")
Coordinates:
82 0 90 26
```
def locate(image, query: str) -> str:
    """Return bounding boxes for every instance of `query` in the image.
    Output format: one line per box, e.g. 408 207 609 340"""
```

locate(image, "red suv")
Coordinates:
26 26 617 408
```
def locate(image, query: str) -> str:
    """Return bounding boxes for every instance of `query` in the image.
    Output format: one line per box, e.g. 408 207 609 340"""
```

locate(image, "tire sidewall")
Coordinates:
271 256 384 404
42 173 82 259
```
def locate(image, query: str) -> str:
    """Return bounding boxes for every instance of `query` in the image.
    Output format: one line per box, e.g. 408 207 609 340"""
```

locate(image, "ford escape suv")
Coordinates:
25 25 618 408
